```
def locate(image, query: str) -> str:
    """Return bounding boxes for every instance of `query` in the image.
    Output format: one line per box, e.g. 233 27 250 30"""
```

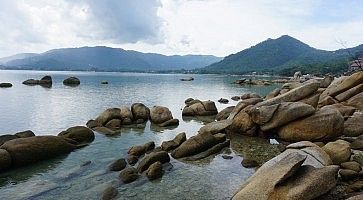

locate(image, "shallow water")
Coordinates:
0 70 280 200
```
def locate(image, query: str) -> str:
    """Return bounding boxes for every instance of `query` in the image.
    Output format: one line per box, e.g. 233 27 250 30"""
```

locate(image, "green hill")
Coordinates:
202 35 363 75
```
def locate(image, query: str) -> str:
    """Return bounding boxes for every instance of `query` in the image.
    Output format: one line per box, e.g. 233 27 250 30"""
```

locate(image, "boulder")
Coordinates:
202 100 218 112
0 149 11 171
86 120 98 128
320 75 334 88
335 83 363 102
249 104 280 125
232 151 338 200
95 108 122 126
184 139 230 161
0 134 19 146
101 186 118 200
318 96 338 108
350 139 363 150
257 81 320 107
241 158 258 168
14 130 35 138
218 98 229 104
0 83 12 88
265 88 281 100
137 151 170 173
58 126 95 145
0 136 76 167
119 106 133 124
159 119 179 127
119 167 139 183
105 119 122 130
241 93 261 100
127 155 138 165
128 141 155 157
199 119 232 135
344 112 363 137
339 169 358 181
150 106 173 124
229 111 256 135
322 140 351 165
324 103 356 117
101 81 109 85
231 96 240 101
63 76 80 86
171 133 220 158
145 161 163 180
323 71 363 97
345 92 363 111
161 132 186 151
341 161 361 172
257 102 316 131
92 127 120 136
39 75 52 85
227 99 261 120
108 158 127 171
216 106 235 121
131 103 150 121
22 79 39 85
182 100 218 116
299 92 321 108
277 107 344 142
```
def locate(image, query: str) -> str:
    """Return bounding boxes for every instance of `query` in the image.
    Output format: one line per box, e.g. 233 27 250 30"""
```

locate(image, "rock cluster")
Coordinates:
23 75 52 87
182 98 218 116
87 103 179 135
0 126 94 172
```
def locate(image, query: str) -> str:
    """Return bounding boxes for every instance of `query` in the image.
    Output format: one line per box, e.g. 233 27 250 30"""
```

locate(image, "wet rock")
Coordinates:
222 155 233 159
350 139 363 150
257 81 320 107
339 169 358 181
14 130 35 138
105 119 122 130
58 126 95 145
131 103 150 121
241 158 258 168
159 119 179 127
101 81 109 85
102 186 118 200
0 134 19 146
0 83 12 88
182 100 218 116
161 132 186 151
145 161 163 180
108 158 127 171
119 106 133 124
128 141 155 157
137 151 170 173
63 76 80 86
184 98 195 104
93 127 120 136
0 136 76 167
341 161 361 172
322 140 351 165
344 112 363 137
22 79 39 85
119 167 139 183
216 106 235 121
171 133 220 158
229 110 256 135
39 75 52 85
95 108 122 126
127 155 138 165
278 107 344 142
86 120 98 128
218 98 229 104
184 139 230 161
0 149 11 171
231 96 240 101
199 119 232 135
150 106 173 124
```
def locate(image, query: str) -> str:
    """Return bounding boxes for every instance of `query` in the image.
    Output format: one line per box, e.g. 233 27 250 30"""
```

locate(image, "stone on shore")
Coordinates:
145 161 163 180
128 141 155 157
14 130 35 138
108 158 127 171
322 140 351 165
277 107 344 142
63 76 80 86
58 126 95 145
0 136 76 167
344 112 363 137
216 106 235 121
161 132 186 151
199 119 232 135
119 167 139 183
150 106 173 124
131 103 150 122
137 151 170 173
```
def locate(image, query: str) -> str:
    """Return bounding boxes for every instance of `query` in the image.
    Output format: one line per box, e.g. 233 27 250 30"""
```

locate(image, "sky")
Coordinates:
0 0 363 58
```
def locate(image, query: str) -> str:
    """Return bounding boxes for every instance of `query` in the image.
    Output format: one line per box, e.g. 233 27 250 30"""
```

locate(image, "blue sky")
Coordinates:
0 0 362 57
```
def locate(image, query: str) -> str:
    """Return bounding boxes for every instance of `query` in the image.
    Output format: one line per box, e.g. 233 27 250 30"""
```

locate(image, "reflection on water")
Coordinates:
0 70 280 200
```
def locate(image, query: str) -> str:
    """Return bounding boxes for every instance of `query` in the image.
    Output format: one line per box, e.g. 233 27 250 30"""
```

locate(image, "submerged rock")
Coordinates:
199 119 232 135
119 167 139 183
146 161 163 180
128 141 155 157
184 139 230 161
101 186 118 200
108 158 127 171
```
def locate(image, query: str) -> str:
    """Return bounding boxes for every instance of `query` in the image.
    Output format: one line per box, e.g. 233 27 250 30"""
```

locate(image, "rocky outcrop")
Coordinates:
345 92 363 111
63 76 80 86
344 112 363 137
23 75 52 87
216 106 234 121
198 119 232 135
0 136 76 167
161 132 186 151
182 99 218 116
277 107 344 142
232 149 338 200
58 126 95 145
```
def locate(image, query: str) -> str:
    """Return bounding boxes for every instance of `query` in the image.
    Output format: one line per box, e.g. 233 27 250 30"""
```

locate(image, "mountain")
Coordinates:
202 35 363 75
1 46 222 72
0 53 38 64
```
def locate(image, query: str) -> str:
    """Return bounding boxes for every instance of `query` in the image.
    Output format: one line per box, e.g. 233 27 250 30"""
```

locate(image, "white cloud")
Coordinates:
0 0 363 57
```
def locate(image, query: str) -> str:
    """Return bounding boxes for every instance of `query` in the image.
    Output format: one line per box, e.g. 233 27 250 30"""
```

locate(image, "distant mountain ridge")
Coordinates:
1 46 222 71
202 35 363 75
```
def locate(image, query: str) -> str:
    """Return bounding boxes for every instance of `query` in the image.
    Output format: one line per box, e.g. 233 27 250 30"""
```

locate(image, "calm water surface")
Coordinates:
0 70 279 200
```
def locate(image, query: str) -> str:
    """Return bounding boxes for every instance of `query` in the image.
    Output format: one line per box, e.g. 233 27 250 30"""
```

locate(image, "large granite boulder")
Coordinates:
344 112 363 137
277 107 344 142
182 100 218 116
150 106 173 124
171 133 222 158
0 135 19 146
119 106 133 125
0 136 76 167
199 119 232 135
232 151 338 200
0 149 11 171
229 110 256 135
323 103 356 117
95 108 122 126
39 75 52 85
216 106 235 121
256 81 320 107
322 71 363 97
63 76 80 86
14 130 35 138
137 151 170 173
161 132 186 151
345 92 363 111
128 141 155 157
322 140 351 165
335 83 363 102
131 103 150 122
58 126 95 145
